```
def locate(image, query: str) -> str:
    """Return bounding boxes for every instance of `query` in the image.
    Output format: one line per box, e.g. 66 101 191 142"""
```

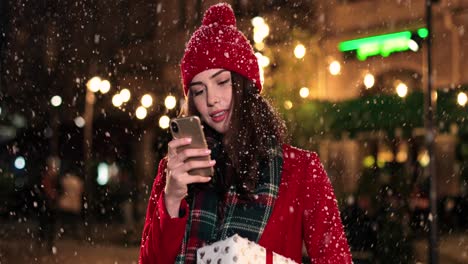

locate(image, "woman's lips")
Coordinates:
210 110 227 123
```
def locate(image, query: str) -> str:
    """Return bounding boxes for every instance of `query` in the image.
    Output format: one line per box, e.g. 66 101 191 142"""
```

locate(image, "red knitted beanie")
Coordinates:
180 3 261 96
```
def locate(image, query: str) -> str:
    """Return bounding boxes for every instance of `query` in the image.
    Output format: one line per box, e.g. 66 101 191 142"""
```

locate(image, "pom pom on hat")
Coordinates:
202 3 236 27
180 3 261 96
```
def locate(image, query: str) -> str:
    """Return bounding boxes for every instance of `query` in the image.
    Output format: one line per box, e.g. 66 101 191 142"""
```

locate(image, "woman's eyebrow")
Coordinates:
189 70 228 86
189 81 204 87
210 69 228 79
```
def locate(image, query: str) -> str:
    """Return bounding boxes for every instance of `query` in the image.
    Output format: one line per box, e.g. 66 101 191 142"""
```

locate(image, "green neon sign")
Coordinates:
418 28 429 38
339 28 428 61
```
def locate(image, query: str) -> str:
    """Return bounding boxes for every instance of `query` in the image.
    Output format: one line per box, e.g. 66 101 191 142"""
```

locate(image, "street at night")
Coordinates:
1 0 468 263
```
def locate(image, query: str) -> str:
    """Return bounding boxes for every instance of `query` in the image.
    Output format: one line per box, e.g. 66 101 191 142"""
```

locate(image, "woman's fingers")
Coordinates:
167 138 210 164
169 170 212 185
183 159 215 173
169 159 215 178
167 149 212 171
184 175 212 184
167 137 192 157
177 148 211 162
165 138 215 201
167 159 214 188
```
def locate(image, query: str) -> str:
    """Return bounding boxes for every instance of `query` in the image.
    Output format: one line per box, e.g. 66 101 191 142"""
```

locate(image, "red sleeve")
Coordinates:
139 158 190 264
302 153 353 264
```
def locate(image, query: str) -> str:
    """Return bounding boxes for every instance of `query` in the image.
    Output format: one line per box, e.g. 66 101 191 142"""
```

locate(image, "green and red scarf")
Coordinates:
175 143 283 263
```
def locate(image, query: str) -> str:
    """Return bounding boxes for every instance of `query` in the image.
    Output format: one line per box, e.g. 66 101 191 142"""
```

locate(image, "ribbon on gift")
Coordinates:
266 249 273 264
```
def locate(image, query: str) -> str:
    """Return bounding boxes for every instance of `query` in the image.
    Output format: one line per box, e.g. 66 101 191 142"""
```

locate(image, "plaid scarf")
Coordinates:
175 141 283 263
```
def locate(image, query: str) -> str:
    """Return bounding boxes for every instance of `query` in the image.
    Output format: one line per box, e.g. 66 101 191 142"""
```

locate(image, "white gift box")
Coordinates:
196 234 298 264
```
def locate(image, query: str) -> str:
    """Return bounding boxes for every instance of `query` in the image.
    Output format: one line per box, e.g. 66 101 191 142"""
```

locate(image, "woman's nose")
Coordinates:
206 87 219 106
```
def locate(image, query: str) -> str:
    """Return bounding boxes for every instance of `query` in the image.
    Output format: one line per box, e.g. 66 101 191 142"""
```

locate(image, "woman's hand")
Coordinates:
164 137 215 217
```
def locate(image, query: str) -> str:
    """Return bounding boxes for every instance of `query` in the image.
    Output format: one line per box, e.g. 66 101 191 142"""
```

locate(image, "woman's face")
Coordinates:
189 68 233 134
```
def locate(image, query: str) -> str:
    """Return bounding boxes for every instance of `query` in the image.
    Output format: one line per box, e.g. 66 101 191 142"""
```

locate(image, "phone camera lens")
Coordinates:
170 122 179 133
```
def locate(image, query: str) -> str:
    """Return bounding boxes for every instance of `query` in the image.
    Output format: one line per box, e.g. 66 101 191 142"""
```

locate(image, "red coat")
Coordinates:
139 145 352 264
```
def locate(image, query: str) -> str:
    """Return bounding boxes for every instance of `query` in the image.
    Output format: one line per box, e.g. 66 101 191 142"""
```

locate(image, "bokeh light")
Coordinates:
136 106 147 119
159 115 170 129
364 73 375 89
299 87 310 98
51 95 62 107
294 44 306 59
164 95 176 110
329 61 341 75
87 76 101 92
141 94 153 108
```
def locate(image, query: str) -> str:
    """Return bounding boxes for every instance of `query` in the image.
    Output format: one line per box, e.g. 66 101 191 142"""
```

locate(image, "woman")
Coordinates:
139 3 352 264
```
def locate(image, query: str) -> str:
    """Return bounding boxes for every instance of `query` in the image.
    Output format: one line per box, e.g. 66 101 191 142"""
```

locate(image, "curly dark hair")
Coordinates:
181 71 288 195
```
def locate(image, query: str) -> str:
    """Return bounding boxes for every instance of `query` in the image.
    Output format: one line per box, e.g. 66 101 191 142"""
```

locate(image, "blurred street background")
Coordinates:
1 0 468 263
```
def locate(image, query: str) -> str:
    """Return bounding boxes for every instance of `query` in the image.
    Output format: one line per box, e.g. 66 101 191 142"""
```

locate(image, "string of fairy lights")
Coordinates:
48 76 177 129
44 18 467 132
250 16 467 110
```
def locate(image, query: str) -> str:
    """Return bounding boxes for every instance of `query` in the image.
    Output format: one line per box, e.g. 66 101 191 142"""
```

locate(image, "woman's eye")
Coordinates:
218 78 231 85
193 90 204 96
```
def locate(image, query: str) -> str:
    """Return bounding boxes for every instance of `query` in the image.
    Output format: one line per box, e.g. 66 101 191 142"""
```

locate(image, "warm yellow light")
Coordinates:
396 151 408 163
251 16 265 28
329 61 341 75
396 82 408 97
165 95 177 110
50 95 62 107
418 150 430 167
378 150 394 163
432 91 438 102
362 155 375 168
112 94 123 107
396 143 409 163
284 100 293 110
255 52 270 68
136 106 147 119
261 56 270 68
253 34 263 44
141 94 153 108
120 88 131 102
159 115 170 129
364 73 375 89
99 80 111 94
254 42 265 51
299 87 310 98
458 92 467 106
294 44 306 59
87 76 101 92
260 23 269 37
259 66 265 85
377 160 385 168
253 23 269 43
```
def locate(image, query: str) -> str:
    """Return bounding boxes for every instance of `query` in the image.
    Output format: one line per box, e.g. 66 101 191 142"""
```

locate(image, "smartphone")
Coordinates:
169 116 214 176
